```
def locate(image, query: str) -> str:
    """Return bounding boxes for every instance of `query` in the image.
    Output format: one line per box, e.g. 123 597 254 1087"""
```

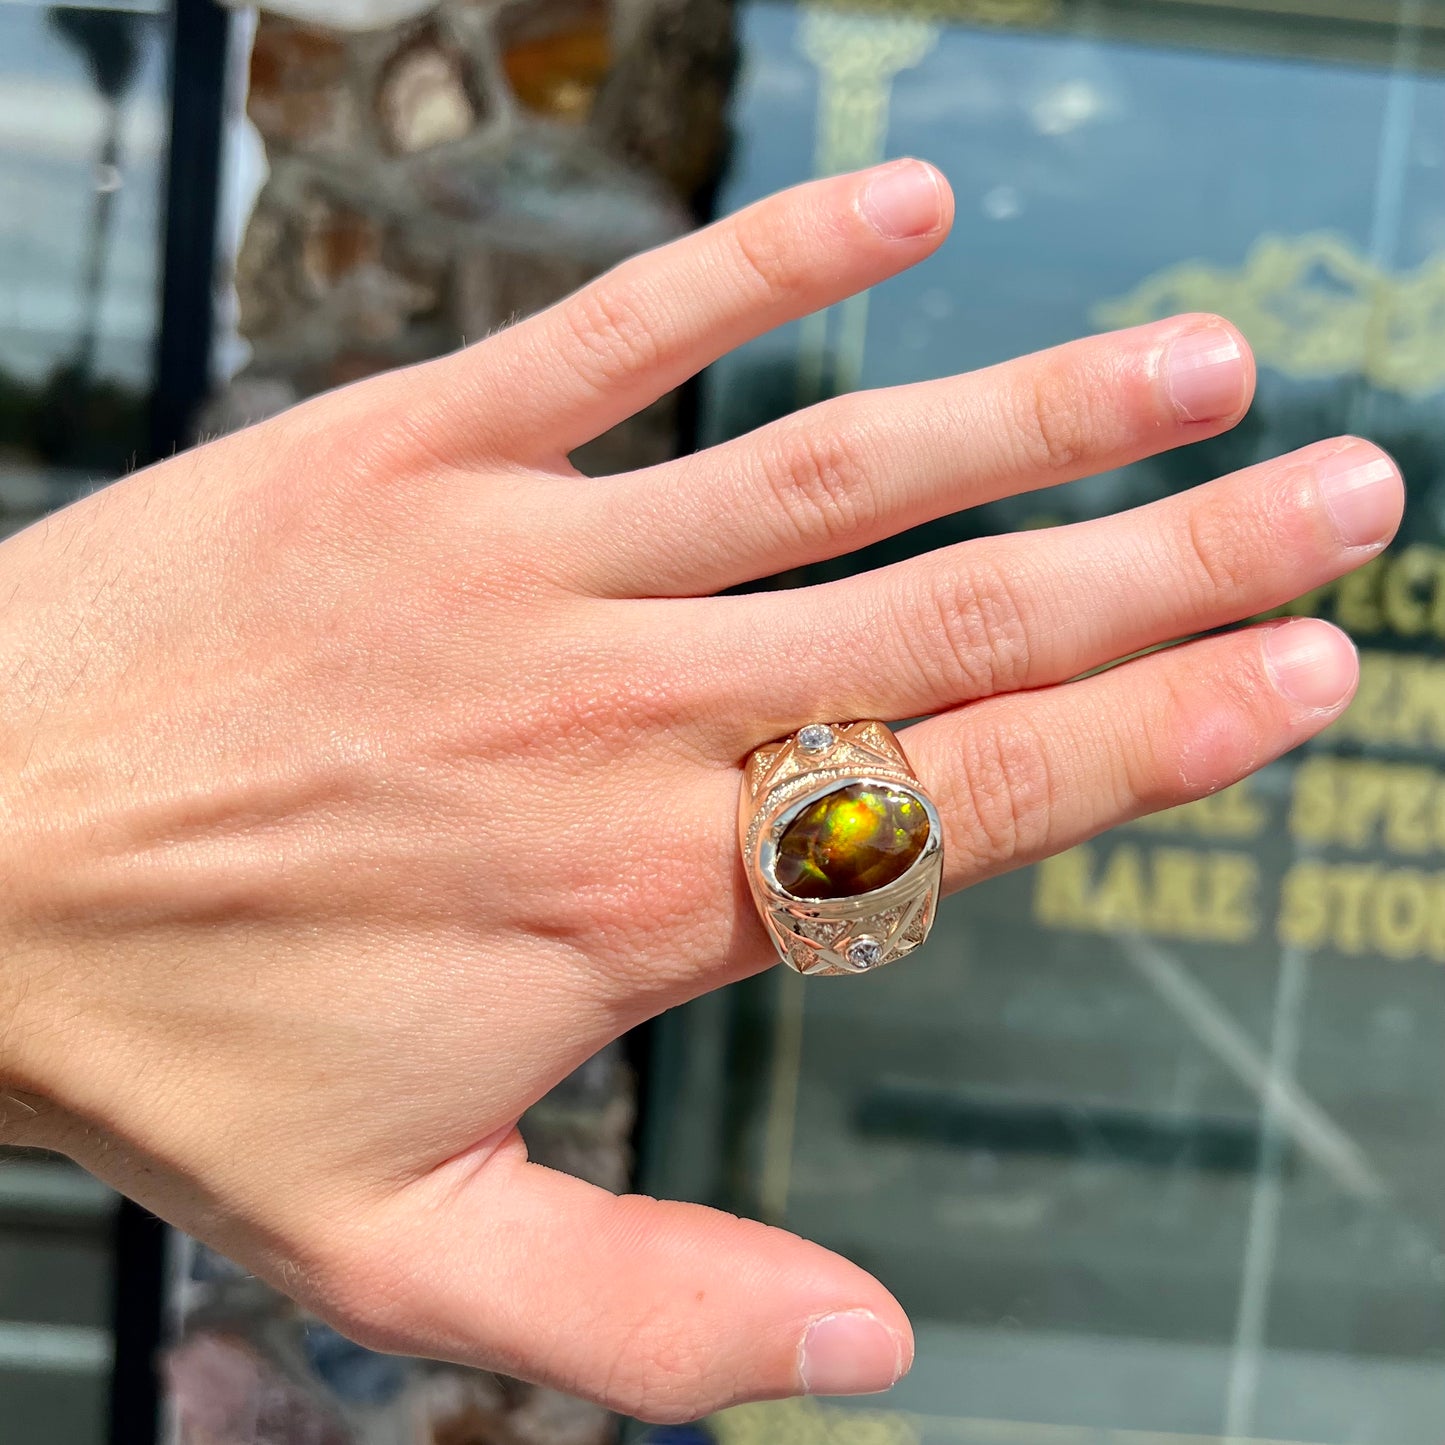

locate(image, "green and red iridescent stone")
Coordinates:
774 783 930 900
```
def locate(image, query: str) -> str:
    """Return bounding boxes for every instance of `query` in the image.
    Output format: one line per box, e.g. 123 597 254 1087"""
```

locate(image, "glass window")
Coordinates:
0 3 169 1441
0 0 169 533
644 5 1445 1443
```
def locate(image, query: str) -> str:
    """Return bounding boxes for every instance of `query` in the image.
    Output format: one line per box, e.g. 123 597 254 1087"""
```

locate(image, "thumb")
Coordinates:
325 1137 913 1423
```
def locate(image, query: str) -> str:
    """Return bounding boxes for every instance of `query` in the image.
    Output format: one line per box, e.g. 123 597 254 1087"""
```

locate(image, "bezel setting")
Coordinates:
796 722 837 755
844 936 885 972
739 722 943 977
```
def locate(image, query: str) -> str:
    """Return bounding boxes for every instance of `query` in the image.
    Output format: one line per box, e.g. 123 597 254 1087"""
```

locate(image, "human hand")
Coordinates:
0 161 1401 1421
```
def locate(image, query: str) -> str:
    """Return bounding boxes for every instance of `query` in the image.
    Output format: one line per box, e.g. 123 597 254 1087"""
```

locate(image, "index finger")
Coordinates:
411 161 954 465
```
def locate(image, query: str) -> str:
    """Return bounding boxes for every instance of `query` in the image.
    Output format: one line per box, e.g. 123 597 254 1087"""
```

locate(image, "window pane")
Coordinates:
644 6 1445 1444
0 6 168 1443
0 1 168 533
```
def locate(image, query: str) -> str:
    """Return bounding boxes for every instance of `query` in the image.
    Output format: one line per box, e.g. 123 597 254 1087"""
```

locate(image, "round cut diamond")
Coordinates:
845 936 884 971
797 723 836 754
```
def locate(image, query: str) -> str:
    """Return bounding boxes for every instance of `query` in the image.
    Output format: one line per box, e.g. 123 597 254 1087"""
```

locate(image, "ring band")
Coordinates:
738 721 943 976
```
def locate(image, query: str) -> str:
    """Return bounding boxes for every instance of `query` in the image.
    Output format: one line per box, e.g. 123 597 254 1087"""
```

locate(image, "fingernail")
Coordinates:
1262 620 1358 711
799 1311 903 1396
1164 326 1247 421
859 160 944 240
1317 444 1402 549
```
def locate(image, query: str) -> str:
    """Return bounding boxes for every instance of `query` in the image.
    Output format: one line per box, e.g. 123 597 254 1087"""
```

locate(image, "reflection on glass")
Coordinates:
0 3 167 533
644 6 1445 1444
0 6 168 1441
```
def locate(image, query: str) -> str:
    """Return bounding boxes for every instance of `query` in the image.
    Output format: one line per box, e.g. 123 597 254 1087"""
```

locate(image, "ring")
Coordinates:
738 721 943 976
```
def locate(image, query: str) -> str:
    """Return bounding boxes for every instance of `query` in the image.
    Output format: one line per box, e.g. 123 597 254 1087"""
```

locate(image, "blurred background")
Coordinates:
4 0 1445 1442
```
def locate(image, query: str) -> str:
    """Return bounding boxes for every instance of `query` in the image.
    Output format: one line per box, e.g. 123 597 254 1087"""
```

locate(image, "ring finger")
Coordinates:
663 619 1356 1000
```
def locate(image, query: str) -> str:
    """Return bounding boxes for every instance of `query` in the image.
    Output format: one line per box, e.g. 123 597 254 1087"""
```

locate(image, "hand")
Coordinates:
0 160 1400 1422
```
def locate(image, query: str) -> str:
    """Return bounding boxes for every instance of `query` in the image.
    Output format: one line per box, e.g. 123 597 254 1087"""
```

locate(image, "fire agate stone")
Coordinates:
775 783 929 900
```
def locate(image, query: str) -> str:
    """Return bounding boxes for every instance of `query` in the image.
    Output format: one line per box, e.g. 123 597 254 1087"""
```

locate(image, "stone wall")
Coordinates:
207 0 733 471
172 3 734 1442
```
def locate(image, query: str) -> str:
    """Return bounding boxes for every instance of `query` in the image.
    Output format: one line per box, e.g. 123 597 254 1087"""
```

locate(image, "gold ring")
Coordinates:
738 721 943 976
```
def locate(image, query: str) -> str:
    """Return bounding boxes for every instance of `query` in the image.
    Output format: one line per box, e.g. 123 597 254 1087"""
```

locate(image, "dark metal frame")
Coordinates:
108 2 230 1442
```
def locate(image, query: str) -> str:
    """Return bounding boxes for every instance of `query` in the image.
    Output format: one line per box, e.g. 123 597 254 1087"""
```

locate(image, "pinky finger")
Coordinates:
905 618 1357 888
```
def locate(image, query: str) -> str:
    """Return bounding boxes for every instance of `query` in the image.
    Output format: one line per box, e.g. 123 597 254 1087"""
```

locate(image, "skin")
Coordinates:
0 162 1402 1421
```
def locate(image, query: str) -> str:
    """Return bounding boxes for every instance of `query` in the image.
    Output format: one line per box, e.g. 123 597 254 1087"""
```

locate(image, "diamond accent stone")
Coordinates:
796 723 836 755
844 936 884 971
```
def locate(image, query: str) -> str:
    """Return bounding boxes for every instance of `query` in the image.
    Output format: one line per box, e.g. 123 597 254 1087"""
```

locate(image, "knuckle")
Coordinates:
1126 664 1205 806
725 213 810 305
1008 364 1092 475
765 409 878 548
598 1337 720 1424
922 559 1034 701
1182 492 1257 599
1128 652 1271 811
947 716 1055 870
564 277 663 389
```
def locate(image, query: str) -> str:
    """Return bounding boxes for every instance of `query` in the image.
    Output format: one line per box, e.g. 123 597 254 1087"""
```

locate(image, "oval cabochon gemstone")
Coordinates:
774 782 930 900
